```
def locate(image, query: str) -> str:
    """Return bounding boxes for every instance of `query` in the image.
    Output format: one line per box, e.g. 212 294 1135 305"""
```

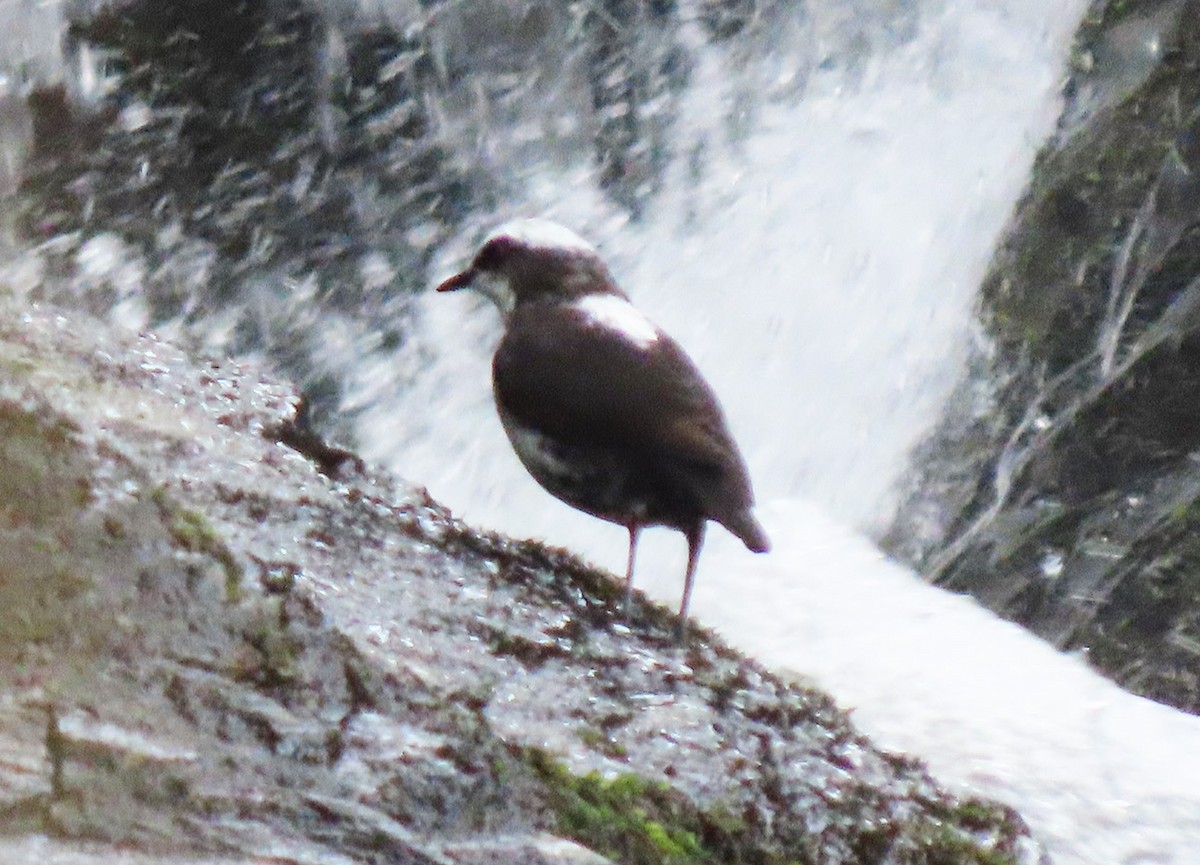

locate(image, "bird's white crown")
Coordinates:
485 218 596 256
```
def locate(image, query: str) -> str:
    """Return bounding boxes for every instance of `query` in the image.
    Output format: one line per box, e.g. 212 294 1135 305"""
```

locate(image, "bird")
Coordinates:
436 218 769 631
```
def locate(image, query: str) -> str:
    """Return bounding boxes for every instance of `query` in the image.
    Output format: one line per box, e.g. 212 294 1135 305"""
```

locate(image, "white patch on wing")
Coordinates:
574 293 660 349
505 422 581 482
487 218 596 255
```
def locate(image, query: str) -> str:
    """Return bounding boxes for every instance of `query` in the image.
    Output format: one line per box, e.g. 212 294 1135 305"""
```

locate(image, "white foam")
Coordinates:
693 500 1200 865
573 293 660 349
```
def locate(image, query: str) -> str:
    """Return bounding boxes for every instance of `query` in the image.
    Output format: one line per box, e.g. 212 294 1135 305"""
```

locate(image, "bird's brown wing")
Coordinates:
492 302 756 516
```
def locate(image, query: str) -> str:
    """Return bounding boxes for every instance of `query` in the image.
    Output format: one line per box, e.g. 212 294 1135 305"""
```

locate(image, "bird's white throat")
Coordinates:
573 293 660 349
471 272 517 316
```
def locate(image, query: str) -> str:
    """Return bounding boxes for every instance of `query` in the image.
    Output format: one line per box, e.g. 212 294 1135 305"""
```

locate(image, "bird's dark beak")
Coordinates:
435 269 474 292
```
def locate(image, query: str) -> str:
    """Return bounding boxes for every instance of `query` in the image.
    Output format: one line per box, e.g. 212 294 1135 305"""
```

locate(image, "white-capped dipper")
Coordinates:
436 218 770 629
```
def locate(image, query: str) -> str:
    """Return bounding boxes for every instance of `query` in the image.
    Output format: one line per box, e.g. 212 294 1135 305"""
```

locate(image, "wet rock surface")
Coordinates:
0 300 1037 863
886 0 1200 714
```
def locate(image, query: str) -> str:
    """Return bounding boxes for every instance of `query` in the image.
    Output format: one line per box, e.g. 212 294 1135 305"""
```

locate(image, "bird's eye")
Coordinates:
473 236 519 272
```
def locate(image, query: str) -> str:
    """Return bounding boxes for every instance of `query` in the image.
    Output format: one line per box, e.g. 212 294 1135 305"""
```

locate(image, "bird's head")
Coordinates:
436 219 622 314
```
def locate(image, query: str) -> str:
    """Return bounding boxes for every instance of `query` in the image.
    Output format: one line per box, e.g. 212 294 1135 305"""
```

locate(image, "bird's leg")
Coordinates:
675 520 707 641
623 522 641 613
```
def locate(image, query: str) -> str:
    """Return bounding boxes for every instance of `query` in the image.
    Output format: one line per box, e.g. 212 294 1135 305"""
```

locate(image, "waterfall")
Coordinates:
357 0 1085 594
354 2 1200 862
3 0 1197 860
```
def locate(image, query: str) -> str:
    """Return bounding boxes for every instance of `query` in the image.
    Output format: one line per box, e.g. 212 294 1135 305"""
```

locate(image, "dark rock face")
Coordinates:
886 0 1200 714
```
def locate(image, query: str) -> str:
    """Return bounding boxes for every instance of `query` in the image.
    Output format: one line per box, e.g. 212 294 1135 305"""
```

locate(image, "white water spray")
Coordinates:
356 2 1200 862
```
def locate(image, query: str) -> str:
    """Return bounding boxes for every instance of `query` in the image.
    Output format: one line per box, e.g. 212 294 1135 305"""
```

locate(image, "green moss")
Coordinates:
701 804 747 838
903 797 1024 865
169 508 215 551
237 607 304 687
911 825 1015 865
149 484 169 508
644 820 702 858
526 748 715 864
523 747 799 865
947 799 1007 831
525 741 1021 864
577 725 628 759
156 492 244 602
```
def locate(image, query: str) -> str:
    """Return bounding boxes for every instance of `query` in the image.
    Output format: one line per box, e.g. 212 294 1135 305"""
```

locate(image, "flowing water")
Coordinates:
356 1 1200 862
5 0 1200 860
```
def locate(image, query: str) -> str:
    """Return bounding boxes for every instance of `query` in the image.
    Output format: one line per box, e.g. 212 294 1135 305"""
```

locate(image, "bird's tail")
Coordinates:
724 510 771 554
